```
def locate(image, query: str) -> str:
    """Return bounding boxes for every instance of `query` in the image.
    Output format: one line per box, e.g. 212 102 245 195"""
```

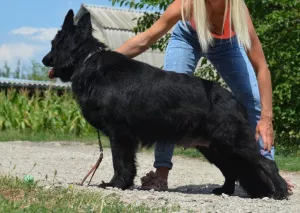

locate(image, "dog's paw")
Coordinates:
272 189 289 200
99 181 113 189
271 180 289 200
212 187 234 196
99 180 131 190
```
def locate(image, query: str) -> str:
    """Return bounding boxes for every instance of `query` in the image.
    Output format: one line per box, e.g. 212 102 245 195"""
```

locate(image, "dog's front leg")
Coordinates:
197 146 236 195
99 129 138 190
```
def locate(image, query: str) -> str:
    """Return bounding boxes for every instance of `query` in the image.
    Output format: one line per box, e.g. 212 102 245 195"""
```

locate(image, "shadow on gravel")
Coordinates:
78 183 249 198
169 184 249 198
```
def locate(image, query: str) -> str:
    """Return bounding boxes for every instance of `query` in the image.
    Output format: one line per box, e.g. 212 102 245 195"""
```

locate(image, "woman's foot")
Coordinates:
140 167 169 191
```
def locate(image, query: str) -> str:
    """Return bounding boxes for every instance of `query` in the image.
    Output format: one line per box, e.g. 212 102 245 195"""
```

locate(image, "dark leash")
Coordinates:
79 130 103 186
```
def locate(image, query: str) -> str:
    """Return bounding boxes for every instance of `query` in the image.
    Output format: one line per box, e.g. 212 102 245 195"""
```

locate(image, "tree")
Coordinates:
26 60 49 81
2 61 12 78
13 59 21 79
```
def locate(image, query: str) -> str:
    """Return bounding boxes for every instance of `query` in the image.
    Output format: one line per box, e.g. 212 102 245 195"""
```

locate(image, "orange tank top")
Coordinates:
190 5 235 39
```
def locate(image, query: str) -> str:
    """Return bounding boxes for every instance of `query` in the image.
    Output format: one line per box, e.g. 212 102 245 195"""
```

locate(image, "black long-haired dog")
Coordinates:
42 10 288 199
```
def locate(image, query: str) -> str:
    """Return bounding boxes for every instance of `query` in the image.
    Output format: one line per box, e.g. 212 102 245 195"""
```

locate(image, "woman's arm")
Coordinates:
245 8 274 151
115 0 183 58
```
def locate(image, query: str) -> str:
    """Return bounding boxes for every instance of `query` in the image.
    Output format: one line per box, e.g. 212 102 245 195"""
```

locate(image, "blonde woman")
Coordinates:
116 0 293 193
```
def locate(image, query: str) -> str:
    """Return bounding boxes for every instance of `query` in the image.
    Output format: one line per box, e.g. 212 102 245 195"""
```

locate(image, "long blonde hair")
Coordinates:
181 0 251 52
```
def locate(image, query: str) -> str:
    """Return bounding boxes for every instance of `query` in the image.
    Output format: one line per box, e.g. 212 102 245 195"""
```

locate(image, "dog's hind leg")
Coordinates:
197 147 236 195
234 147 288 200
237 160 275 199
229 124 288 199
99 128 138 190
208 114 287 200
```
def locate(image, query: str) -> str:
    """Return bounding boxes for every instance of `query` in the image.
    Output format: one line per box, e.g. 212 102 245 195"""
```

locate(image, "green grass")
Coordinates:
0 175 180 213
0 129 111 146
275 155 300 172
173 147 204 158
172 146 300 172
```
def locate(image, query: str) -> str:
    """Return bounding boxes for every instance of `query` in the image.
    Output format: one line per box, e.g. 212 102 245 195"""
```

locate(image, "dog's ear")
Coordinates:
62 9 74 29
77 12 92 36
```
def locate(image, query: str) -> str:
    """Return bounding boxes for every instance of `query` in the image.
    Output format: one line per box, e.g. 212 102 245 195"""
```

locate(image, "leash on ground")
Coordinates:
79 130 103 186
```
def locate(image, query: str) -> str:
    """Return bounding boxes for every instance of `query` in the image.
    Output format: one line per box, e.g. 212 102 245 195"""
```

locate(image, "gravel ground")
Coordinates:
0 141 299 213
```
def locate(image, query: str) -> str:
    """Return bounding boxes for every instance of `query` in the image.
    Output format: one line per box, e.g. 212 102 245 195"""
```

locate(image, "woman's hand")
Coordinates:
255 115 274 151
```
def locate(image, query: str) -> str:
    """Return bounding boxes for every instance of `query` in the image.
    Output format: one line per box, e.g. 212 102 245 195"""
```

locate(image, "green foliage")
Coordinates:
246 0 300 149
132 12 171 51
0 89 94 136
194 58 229 89
111 0 173 51
110 0 300 152
111 0 173 10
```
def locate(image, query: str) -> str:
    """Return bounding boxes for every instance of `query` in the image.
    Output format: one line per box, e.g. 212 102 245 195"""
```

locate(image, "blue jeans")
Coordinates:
154 21 275 170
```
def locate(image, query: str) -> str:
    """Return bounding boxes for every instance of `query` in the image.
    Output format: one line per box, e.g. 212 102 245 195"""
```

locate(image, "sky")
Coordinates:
0 0 122 71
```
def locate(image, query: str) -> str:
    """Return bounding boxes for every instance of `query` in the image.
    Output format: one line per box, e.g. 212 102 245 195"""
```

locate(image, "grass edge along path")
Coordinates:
0 175 180 213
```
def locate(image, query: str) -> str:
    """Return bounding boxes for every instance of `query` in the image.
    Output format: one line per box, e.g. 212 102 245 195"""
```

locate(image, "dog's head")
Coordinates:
42 9 93 82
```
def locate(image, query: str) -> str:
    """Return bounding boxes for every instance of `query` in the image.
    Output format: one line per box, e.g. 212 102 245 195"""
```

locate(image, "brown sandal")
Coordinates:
140 171 168 191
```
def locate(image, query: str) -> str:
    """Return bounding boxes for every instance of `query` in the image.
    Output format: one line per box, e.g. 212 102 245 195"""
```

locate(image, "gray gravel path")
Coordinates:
0 141 299 212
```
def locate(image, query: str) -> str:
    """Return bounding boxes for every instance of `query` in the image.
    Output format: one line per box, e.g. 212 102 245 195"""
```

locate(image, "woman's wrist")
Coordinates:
261 111 273 120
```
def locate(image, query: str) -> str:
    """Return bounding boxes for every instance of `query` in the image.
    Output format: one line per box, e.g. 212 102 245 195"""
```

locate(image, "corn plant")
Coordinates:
0 88 94 135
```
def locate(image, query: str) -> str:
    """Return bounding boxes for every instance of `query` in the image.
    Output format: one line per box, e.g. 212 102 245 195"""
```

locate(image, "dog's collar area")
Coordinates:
83 47 103 64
